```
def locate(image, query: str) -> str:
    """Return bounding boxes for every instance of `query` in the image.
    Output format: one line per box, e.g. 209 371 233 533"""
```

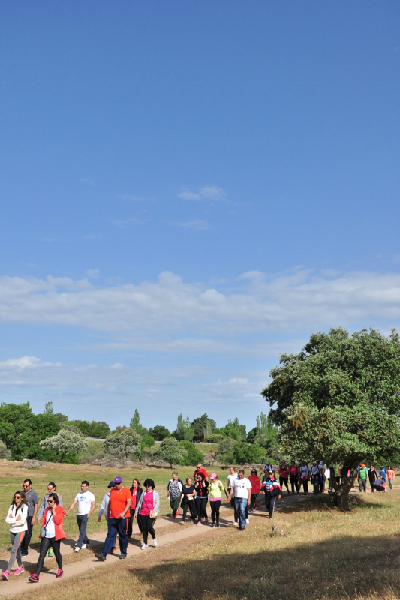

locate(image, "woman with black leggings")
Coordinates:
194 473 209 526
29 493 65 582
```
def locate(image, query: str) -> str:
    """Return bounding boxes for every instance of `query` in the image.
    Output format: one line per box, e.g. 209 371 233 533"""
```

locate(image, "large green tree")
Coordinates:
0 403 61 460
261 328 400 508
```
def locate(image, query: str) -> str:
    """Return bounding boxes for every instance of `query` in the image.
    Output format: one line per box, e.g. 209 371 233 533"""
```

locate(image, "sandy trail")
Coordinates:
0 492 308 596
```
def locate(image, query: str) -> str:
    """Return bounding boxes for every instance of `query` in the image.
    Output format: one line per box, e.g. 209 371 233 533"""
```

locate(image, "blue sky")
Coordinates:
1 2 399 431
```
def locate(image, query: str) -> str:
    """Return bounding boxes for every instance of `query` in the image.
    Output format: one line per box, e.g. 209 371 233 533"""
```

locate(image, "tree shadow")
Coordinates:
130 532 399 600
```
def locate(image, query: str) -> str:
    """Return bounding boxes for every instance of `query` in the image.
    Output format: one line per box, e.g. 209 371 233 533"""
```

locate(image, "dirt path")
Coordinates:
0 492 307 596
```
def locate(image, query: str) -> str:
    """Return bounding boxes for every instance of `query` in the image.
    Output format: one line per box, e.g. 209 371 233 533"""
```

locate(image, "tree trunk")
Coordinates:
333 466 357 510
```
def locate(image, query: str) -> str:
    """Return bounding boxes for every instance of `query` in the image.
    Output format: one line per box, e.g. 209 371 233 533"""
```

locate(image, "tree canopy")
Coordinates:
261 328 400 506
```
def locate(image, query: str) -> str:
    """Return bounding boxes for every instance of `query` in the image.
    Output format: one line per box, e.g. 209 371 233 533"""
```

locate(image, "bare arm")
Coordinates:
66 499 77 516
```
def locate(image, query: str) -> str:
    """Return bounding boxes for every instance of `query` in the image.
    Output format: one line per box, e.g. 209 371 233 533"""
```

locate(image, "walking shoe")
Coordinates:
196 521 202 526
245 519 250 525
141 544 148 550
233 521 238 527
20 552 28 557
47 548 54 557
56 569 63 578
153 538 158 547
1 570 9 581
172 514 176 519
81 543 87 549
210 523 215 527
13 567 24 576
74 546 81 552
29 574 39 583
95 553 106 561
216 523 220 527
119 554 127 560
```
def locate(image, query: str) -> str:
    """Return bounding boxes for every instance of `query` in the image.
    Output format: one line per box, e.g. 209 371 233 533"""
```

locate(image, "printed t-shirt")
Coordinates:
75 491 95 515
167 479 183 499
140 492 154 516
232 477 251 499
300 466 309 479
109 487 130 519
45 511 56 539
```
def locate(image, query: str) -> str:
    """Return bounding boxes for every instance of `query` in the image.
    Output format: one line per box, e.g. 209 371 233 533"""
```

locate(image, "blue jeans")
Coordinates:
102 518 128 556
235 497 248 529
77 514 89 548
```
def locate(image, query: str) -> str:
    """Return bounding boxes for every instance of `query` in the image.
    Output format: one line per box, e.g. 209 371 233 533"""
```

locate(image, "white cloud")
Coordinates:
0 269 399 343
86 269 100 279
0 356 62 370
178 185 227 202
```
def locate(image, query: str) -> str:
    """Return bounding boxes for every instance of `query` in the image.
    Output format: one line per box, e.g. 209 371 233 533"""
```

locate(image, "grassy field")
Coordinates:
1 462 399 599
0 461 229 553
11 482 400 600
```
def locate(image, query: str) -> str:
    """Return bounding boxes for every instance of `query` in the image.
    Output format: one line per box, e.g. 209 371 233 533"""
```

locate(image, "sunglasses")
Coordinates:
47 500 54 504
23 484 30 488
14 496 21 499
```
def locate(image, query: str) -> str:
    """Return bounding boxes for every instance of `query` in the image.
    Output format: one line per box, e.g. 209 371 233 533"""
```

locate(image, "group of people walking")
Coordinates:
1 461 396 583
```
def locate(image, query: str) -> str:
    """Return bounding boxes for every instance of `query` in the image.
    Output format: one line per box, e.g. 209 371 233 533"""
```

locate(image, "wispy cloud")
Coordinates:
172 219 211 230
178 186 227 202
86 269 100 279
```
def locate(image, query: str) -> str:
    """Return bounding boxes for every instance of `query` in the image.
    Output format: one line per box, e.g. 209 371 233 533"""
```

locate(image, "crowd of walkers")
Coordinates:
1 461 396 583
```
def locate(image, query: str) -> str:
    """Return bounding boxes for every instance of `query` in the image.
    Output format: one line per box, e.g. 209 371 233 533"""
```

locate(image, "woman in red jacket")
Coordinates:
29 493 65 582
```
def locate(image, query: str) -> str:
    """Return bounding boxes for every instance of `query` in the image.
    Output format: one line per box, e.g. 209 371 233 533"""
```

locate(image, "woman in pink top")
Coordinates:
134 479 160 550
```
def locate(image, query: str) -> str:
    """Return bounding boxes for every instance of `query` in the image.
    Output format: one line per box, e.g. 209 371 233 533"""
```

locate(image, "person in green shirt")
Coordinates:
357 464 368 492
208 473 226 528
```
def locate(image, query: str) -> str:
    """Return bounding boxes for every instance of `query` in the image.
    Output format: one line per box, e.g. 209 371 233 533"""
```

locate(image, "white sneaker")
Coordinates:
81 544 87 549
141 544 148 550
233 521 238 527
153 538 158 547
74 547 81 552
245 519 250 525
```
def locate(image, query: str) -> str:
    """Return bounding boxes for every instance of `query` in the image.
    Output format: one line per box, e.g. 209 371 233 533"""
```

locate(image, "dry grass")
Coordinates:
14 485 400 600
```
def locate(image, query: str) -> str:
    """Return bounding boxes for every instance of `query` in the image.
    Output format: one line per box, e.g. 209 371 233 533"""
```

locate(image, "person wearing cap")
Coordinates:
357 464 368 492
95 476 131 561
194 463 209 482
208 473 226 527
66 481 96 552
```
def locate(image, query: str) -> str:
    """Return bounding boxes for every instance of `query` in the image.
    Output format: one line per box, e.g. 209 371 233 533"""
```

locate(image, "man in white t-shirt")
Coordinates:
228 470 251 531
66 480 96 552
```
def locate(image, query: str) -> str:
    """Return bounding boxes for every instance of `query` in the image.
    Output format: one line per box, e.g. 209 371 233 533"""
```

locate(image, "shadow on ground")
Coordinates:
129 532 400 600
